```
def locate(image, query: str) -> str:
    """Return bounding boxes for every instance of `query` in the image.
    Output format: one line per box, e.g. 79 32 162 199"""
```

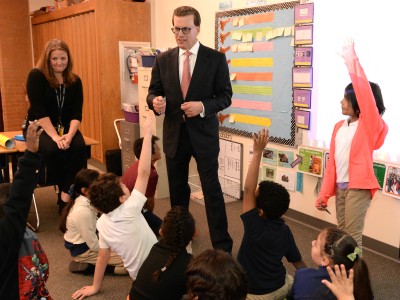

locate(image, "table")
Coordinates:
0 131 98 183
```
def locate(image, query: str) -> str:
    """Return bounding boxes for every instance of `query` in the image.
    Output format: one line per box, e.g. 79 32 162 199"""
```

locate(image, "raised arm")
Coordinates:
340 38 386 146
242 128 269 213
134 112 155 195
0 121 42 251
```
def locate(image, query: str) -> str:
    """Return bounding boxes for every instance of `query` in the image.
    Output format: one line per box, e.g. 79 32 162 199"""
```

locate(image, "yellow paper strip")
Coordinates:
231 58 273 67
232 114 271 127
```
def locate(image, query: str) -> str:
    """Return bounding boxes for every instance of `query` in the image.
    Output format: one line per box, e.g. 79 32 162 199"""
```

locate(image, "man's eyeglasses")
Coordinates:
171 27 194 35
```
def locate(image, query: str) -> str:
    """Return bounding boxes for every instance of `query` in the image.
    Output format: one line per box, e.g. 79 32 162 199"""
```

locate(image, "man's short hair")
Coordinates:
172 6 201 26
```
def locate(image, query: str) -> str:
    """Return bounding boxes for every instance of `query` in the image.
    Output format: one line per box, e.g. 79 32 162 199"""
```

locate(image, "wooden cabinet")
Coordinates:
138 67 169 199
31 0 151 162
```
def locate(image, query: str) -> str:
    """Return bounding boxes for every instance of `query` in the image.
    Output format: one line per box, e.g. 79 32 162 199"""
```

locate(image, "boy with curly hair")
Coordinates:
237 129 306 299
72 114 157 299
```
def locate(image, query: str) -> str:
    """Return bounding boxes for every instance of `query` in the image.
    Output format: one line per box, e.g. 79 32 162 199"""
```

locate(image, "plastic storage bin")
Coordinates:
141 55 156 67
122 103 139 123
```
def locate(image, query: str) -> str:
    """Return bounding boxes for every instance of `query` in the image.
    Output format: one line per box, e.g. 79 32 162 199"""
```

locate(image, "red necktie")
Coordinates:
181 50 191 99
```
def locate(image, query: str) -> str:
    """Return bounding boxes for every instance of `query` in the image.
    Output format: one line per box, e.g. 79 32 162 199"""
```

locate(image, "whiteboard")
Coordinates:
218 139 243 200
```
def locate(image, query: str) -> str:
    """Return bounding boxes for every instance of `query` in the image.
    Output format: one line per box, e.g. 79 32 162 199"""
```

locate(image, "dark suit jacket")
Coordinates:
147 43 232 159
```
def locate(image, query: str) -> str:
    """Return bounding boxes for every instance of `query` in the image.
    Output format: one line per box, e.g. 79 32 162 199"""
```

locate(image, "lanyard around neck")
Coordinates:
55 84 65 123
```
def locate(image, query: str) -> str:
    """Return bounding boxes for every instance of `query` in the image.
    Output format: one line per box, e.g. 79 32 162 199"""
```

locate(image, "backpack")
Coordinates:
18 228 52 299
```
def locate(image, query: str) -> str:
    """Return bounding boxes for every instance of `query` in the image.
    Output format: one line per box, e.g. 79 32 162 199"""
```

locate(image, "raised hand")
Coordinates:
339 37 356 59
143 110 155 137
252 128 269 154
322 264 355 300
26 120 43 153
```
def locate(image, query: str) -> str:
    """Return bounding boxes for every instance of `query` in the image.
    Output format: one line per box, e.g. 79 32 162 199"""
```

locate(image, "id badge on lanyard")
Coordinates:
55 85 65 137
57 123 64 136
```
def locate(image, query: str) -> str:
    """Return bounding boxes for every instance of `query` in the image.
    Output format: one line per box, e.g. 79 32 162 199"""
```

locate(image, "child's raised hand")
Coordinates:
322 264 355 300
142 111 155 136
339 37 356 59
252 128 269 153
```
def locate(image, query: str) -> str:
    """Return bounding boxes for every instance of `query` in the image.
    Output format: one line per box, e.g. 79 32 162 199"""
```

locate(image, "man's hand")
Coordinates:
181 101 203 118
26 120 43 153
152 96 166 114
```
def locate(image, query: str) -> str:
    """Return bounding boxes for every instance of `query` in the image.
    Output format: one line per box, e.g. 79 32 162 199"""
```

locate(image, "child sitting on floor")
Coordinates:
183 249 248 300
0 121 52 299
72 113 157 299
289 228 373 300
60 168 127 275
121 135 162 236
237 128 306 299
129 206 195 300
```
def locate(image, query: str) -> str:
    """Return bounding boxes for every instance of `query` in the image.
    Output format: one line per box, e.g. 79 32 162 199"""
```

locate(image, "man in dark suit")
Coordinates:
146 6 233 253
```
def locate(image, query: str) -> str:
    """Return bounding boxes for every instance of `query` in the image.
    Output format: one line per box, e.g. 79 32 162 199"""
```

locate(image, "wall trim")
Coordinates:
285 208 399 262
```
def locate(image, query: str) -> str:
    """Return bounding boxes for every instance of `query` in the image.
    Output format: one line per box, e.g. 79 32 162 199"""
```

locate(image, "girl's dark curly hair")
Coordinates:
152 206 195 282
88 173 124 214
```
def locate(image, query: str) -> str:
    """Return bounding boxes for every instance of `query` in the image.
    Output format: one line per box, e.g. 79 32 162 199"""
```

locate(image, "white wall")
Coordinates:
28 0 54 12
151 0 400 249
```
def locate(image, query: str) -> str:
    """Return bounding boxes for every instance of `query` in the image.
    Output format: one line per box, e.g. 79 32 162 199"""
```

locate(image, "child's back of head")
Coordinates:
184 249 247 300
256 180 290 219
152 206 195 281
134 135 160 159
89 173 124 214
322 228 373 300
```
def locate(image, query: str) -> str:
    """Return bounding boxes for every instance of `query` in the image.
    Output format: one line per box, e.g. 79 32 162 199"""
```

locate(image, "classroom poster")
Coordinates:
382 165 400 200
276 169 296 191
297 147 324 177
373 162 386 189
216 2 298 146
262 147 278 165
277 150 295 168
262 165 277 182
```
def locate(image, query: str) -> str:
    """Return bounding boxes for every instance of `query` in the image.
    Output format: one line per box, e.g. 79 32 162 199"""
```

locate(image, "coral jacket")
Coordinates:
318 49 388 204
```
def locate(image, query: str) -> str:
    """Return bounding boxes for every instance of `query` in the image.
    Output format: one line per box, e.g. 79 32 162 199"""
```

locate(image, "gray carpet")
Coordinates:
30 186 400 299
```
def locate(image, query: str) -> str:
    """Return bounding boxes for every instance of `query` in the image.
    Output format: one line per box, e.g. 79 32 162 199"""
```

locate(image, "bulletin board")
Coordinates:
215 1 299 146
218 139 243 200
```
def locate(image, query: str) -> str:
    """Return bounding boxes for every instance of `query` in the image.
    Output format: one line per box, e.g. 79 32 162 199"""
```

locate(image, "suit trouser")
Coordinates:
165 123 233 253
335 188 371 250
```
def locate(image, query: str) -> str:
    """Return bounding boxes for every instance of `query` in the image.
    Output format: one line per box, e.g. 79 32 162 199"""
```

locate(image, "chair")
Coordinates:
28 162 59 232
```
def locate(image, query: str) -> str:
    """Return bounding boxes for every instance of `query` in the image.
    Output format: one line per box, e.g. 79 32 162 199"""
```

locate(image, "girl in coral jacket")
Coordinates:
315 38 388 251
